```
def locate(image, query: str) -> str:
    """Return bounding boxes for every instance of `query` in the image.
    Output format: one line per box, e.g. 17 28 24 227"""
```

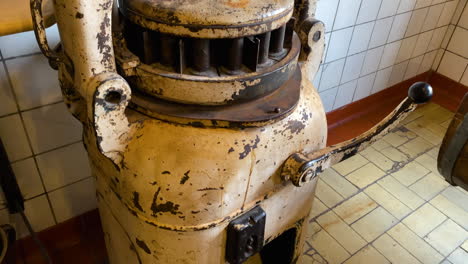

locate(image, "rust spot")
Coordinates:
162 171 171 175
180 170 190 185
135 238 151 254
225 0 250 8
132 192 145 212
197 187 221 191
239 136 260 159
228 147 235 154
150 187 181 216
75 12 84 19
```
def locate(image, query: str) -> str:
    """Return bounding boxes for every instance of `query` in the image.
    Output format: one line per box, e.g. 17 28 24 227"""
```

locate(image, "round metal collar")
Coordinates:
118 0 293 38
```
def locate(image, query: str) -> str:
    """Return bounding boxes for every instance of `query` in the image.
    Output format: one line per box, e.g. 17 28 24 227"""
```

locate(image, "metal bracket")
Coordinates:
226 207 266 264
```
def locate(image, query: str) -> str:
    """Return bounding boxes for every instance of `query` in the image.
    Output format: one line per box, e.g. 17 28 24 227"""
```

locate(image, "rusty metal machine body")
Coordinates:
439 93 468 191
30 0 432 263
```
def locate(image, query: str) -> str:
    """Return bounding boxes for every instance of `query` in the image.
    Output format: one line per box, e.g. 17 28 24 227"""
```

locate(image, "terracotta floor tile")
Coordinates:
402 203 447 237
343 245 389 264
364 184 412 219
424 219 467 256
351 207 397 242
333 193 378 225
387 223 444 264
430 195 468 230
320 169 358 199
316 211 366 254
372 234 421 264
309 229 351 264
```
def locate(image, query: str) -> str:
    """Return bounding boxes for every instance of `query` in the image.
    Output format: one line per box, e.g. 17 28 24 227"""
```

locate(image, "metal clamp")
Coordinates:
282 82 433 187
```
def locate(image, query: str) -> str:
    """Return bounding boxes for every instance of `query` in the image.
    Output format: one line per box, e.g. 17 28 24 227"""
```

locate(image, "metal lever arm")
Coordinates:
30 0 61 66
282 82 433 187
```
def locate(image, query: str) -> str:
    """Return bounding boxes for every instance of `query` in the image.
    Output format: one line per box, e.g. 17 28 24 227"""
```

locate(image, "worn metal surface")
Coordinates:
438 93 468 190
115 33 301 105
118 0 293 38
129 68 301 126
282 82 433 187
27 0 390 263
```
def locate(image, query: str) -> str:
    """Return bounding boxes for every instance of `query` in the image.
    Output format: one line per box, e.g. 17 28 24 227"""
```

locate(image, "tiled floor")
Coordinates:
300 103 468 264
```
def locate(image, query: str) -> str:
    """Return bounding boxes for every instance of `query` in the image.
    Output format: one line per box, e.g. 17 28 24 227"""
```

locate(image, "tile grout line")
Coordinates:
308 108 468 262
0 48 59 224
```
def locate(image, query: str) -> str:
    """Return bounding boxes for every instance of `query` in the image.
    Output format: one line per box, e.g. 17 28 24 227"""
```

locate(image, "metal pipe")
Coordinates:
225 38 244 73
270 25 286 56
258 32 271 65
192 39 211 73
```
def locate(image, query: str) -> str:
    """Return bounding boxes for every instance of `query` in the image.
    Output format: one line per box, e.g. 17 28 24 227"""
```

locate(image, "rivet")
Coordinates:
313 31 321 42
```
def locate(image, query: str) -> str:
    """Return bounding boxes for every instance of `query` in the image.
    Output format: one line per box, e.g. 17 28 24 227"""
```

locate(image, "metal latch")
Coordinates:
226 207 266 264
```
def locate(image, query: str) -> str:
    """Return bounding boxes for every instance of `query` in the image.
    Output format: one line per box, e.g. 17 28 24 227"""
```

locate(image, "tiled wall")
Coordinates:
314 0 461 112
0 26 96 238
435 0 468 85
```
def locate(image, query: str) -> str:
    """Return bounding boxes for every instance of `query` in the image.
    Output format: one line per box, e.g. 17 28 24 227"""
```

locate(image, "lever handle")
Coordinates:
282 82 433 187
30 0 61 67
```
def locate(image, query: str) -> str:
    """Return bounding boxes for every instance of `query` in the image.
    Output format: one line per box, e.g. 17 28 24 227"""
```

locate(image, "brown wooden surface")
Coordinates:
10 71 467 263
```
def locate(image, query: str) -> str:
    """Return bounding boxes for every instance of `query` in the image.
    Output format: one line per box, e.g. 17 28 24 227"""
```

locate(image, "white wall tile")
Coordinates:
447 27 468 57
334 80 358 109
11 158 44 200
320 59 346 91
461 66 468 86
349 22 375 55
419 50 438 73
49 177 97 223
378 0 402 19
334 0 363 30
362 46 385 75
0 64 16 117
369 17 394 48
372 67 393 93
5 55 61 111
415 0 433 8
459 4 468 28
380 41 403 69
404 55 424 79
0 25 60 59
437 1 458 27
428 26 448 51
451 0 467 24
354 73 376 101
396 36 418 63
36 142 91 191
388 12 413 42
388 61 409 87
438 51 468 81
413 31 433 57
0 195 55 238
314 65 323 88
441 25 455 48
405 8 430 37
326 28 354 62
357 0 383 24
319 87 339 112
398 0 417 13
432 48 445 70
342 52 366 83
316 0 340 32
0 114 32 161
22 103 82 154
422 4 445 31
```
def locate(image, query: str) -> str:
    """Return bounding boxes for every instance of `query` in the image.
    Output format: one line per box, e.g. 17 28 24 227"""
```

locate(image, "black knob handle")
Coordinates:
408 82 433 104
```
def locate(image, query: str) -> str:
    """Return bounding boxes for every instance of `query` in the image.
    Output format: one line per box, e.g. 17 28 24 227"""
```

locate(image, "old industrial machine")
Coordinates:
31 0 432 263
439 93 468 191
